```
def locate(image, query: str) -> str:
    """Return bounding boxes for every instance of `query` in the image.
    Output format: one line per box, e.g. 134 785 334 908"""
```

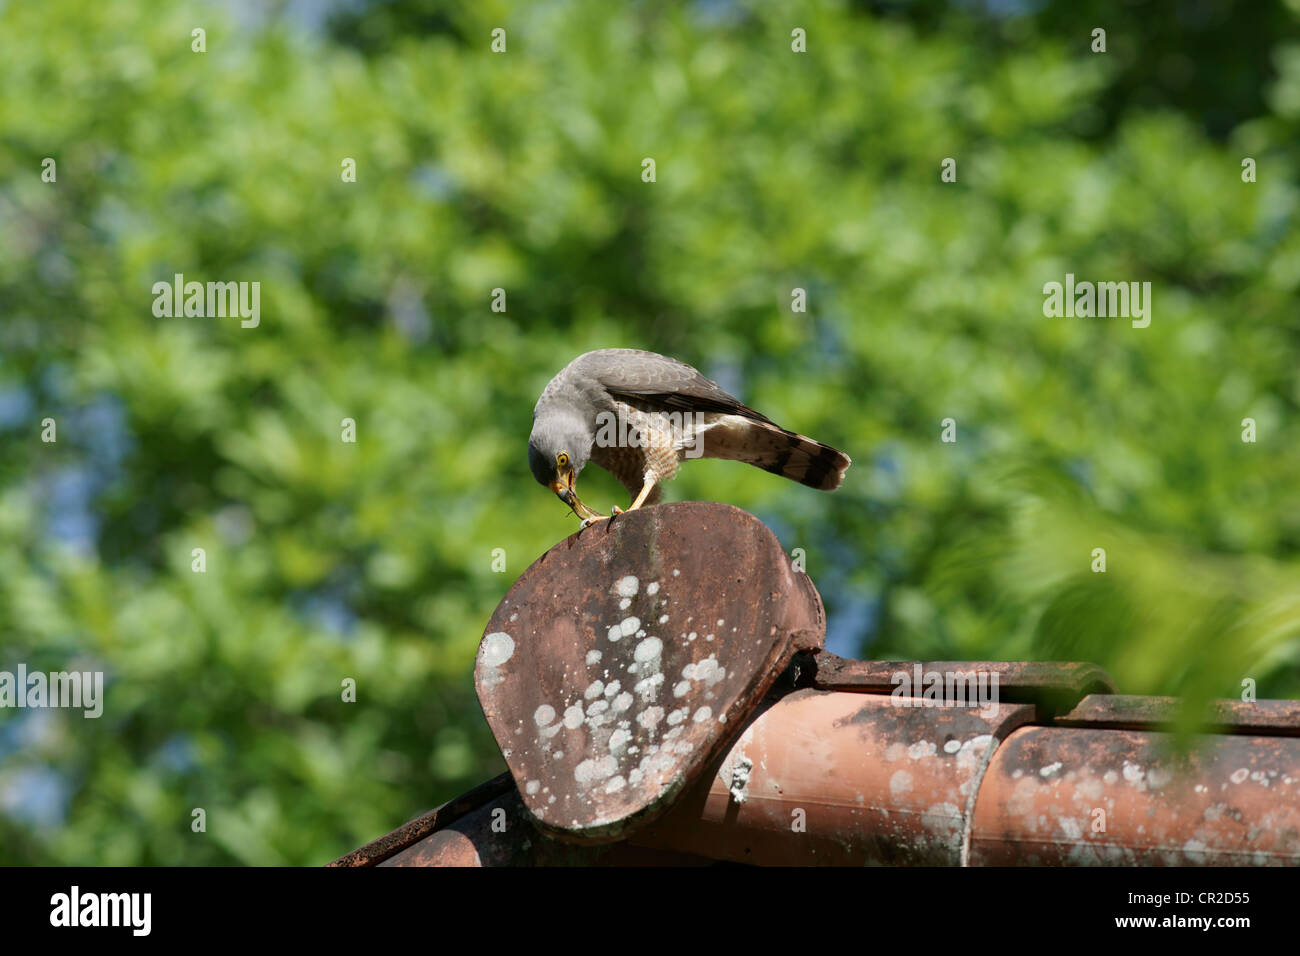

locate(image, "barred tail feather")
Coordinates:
733 422 850 491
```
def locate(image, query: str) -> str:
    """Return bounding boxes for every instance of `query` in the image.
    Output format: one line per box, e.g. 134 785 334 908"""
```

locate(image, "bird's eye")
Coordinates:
556 452 570 468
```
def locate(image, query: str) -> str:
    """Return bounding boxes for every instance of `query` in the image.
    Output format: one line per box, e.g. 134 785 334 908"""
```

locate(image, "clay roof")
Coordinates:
331 504 1300 867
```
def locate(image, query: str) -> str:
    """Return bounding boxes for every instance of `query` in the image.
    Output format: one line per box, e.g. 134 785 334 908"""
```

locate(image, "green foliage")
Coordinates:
0 0 1297 864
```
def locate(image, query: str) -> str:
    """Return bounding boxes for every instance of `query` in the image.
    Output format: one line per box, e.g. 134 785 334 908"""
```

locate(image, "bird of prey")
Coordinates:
528 349 850 525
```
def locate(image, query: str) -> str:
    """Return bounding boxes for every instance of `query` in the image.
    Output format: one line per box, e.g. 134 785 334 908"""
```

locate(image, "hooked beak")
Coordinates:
549 472 574 506
550 469 599 520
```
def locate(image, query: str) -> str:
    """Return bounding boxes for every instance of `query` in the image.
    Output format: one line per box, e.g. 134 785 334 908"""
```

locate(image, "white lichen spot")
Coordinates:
634 673 664 698
693 706 712 723
908 741 937 760
647 582 660 595
638 706 665 730
481 632 515 667
639 750 674 775
955 735 993 774
694 657 724 685
667 707 689 726
659 614 669 624
615 575 639 598
586 699 609 717
619 616 641 639
584 680 605 700
586 649 602 665
604 680 621 698
1122 761 1145 784
890 770 913 797
634 636 663 664
1229 768 1250 785
525 780 540 795
563 705 585 729
574 755 618 786
943 739 961 754
612 691 634 714
672 569 680 577
673 680 691 698
609 728 632 753
619 597 631 610
533 704 556 727
1040 762 1063 778
605 775 627 793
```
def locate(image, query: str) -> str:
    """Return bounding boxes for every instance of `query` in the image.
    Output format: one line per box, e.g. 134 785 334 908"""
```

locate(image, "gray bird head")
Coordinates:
528 409 598 518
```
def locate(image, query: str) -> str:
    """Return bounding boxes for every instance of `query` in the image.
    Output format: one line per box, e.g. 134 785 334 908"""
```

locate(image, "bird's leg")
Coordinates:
613 472 658 515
